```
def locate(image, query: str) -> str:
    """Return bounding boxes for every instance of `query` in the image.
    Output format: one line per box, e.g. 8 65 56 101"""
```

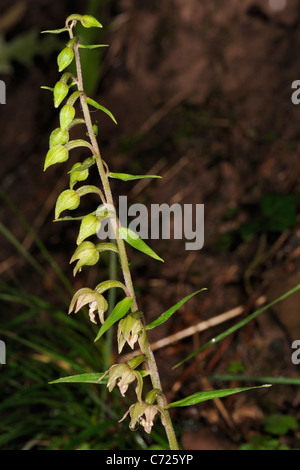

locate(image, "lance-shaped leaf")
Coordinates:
85 97 117 124
49 128 69 148
146 288 207 330
50 369 150 385
44 145 68 171
94 297 133 342
41 86 54 92
70 162 89 190
53 81 69 108
57 46 74 72
50 373 108 384
79 44 108 49
41 27 68 34
76 214 101 245
118 227 163 262
70 241 100 276
173 283 300 369
165 385 271 409
108 172 162 182
60 104 75 130
54 189 80 219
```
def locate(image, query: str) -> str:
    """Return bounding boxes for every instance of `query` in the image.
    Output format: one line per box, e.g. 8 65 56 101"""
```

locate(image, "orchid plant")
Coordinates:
41 14 276 450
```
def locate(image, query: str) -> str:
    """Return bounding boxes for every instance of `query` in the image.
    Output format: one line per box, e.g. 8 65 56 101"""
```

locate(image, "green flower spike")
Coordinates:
68 287 108 324
70 241 100 276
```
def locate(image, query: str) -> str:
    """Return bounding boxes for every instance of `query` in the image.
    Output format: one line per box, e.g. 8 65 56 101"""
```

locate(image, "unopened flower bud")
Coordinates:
53 81 69 108
76 214 101 245
54 189 80 219
57 46 74 72
49 128 69 148
59 104 75 130
44 144 69 171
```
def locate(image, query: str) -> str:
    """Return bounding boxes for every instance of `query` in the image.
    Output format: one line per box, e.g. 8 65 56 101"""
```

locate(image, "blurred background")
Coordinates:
1 0 300 450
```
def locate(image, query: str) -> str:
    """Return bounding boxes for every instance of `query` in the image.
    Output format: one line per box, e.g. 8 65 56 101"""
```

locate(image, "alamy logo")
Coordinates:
0 340 6 364
0 80 6 104
97 197 204 251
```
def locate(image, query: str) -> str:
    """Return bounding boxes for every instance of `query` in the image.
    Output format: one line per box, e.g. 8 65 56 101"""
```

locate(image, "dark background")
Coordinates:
1 0 300 450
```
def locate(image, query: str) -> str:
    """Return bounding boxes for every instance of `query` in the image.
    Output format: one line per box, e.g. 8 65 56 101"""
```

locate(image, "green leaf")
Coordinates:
108 172 161 182
41 28 68 34
118 227 164 262
146 288 207 330
85 97 117 124
50 373 107 384
166 384 271 409
57 46 74 72
173 283 300 369
260 193 298 232
79 44 109 49
94 297 133 342
54 213 96 222
263 414 298 436
50 369 149 385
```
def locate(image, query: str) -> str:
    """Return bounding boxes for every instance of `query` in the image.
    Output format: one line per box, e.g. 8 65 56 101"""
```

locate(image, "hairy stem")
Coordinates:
70 24 179 450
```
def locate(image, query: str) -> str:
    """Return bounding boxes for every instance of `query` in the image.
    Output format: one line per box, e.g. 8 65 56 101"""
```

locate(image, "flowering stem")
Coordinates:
69 23 179 450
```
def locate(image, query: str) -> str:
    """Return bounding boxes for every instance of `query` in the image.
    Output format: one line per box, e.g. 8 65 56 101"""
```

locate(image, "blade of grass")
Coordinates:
173 283 300 369
0 188 73 296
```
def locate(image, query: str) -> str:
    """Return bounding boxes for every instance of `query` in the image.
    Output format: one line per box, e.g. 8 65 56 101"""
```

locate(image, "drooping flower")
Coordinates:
117 314 145 353
70 241 99 276
119 401 166 434
100 363 143 399
68 287 108 323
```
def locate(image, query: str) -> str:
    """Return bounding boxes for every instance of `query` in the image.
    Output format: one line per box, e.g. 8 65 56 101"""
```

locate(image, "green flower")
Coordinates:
70 241 99 276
